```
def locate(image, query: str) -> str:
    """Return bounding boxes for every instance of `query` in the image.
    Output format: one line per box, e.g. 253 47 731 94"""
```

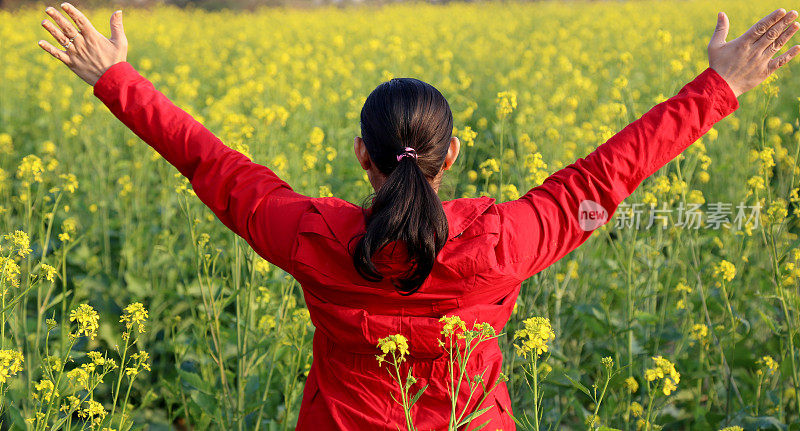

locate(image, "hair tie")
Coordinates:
396 146 418 162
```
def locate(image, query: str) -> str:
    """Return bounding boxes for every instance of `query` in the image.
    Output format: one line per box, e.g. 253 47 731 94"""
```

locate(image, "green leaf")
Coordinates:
470 419 492 431
456 406 493 427
564 373 592 399
410 384 428 407
49 416 70 431
179 369 211 393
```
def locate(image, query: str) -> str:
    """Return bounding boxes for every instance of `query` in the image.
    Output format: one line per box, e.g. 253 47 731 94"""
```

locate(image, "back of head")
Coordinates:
352 78 454 295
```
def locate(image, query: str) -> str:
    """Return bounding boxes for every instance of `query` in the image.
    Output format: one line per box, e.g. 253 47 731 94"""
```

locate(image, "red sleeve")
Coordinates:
93 61 313 274
494 67 740 282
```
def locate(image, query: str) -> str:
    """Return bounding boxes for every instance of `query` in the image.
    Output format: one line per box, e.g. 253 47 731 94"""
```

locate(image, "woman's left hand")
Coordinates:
38 3 127 86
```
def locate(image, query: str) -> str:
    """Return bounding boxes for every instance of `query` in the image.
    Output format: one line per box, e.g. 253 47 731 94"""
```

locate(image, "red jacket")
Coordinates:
93 62 739 430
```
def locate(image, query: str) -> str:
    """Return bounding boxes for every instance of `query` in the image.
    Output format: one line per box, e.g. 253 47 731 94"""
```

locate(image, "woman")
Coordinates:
37 3 799 429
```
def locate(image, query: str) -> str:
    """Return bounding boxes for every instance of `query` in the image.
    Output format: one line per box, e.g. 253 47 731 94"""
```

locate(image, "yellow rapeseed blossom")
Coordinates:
309 126 325 147
69 304 99 340
0 257 21 288
713 260 736 283
59 173 79 193
3 230 31 258
496 90 518 119
0 133 12 154
458 125 477 147
439 315 467 337
629 401 644 418
479 158 500 180
16 154 43 185
318 184 333 197
625 376 639 393
376 334 410 366
513 316 555 359
33 378 58 402
644 355 680 396
756 355 779 376
117 175 133 197
254 257 271 275
0 349 24 384
40 263 57 282
126 351 151 377
59 217 77 243
689 323 708 346
120 302 149 335
78 400 107 426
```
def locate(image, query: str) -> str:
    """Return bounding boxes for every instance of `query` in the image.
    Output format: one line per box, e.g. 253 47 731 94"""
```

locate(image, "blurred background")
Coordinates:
2 0 495 11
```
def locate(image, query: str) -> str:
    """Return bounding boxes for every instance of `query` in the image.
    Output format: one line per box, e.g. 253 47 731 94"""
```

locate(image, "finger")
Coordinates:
41 18 70 48
743 8 787 42
765 21 800 56
109 10 126 46
37 40 71 65
710 12 730 48
60 2 97 35
755 9 798 50
768 45 800 73
45 5 79 39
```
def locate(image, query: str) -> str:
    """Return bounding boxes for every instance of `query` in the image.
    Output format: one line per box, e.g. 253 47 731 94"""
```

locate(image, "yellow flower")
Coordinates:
629 401 644 418
16 154 44 185
513 316 555 358
59 173 79 193
254 257 271 275
675 280 692 294
4 230 31 258
713 260 736 283
60 395 81 413
78 400 106 426
59 217 78 243
625 376 639 393
0 257 21 288
644 355 680 396
757 355 779 376
126 351 151 377
689 323 709 346
496 90 518 119
376 334 410 366
33 379 58 402
309 126 325 147
120 302 149 334
439 315 466 337
41 263 57 282
318 185 333 197
0 349 24 384
479 158 500 180
0 133 12 154
70 304 99 340
117 175 133 197
458 125 477 147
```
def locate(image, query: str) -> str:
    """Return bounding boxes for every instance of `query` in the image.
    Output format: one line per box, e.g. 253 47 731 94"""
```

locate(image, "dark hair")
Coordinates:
351 78 453 295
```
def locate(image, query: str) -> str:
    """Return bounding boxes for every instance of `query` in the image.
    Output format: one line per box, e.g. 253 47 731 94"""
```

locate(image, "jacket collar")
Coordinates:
310 195 496 249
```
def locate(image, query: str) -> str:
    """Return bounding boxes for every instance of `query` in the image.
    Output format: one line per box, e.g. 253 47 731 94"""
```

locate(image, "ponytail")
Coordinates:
352 78 454 295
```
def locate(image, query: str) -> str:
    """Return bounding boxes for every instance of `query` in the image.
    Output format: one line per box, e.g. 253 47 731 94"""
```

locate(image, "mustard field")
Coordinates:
2 0 800 429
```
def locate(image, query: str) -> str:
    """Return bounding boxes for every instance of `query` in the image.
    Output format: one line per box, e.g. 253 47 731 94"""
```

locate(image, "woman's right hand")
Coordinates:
709 8 800 97
38 3 127 87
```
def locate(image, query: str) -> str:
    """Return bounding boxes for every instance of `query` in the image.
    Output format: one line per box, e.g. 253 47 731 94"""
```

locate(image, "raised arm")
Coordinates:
495 8 800 282
37 3 313 274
